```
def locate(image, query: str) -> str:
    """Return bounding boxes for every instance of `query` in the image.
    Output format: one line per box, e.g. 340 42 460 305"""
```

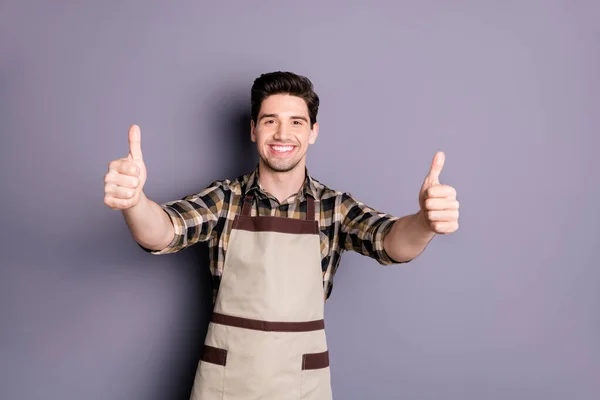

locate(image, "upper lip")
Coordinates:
269 143 296 147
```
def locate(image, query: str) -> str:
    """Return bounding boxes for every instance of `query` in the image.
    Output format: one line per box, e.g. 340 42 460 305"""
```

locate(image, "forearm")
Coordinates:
122 192 174 251
383 210 436 262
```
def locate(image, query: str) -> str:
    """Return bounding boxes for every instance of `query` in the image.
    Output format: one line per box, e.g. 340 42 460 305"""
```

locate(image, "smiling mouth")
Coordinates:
269 144 296 155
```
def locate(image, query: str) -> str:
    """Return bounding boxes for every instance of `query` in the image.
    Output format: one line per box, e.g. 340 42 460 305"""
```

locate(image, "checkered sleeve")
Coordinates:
339 193 404 265
142 180 226 255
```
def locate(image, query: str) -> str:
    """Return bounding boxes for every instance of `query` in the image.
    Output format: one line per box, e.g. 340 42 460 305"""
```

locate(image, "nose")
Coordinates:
273 125 291 141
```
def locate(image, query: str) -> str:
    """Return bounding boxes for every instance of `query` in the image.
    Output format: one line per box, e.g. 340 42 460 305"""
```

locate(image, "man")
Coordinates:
103 72 459 399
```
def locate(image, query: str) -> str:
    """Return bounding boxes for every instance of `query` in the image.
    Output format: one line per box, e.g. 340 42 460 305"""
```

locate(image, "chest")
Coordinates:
215 203 341 260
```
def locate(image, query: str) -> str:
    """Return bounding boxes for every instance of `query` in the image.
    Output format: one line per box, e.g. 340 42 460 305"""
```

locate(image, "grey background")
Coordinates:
1 1 598 399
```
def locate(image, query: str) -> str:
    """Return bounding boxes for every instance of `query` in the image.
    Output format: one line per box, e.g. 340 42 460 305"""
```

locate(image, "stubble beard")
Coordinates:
260 154 302 173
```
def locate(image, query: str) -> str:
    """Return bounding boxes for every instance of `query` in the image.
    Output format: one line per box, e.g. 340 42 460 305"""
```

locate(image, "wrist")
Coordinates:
123 191 148 217
415 209 436 236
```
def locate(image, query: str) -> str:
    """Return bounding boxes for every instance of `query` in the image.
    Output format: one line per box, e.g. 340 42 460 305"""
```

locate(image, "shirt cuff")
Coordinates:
373 216 408 265
137 205 186 255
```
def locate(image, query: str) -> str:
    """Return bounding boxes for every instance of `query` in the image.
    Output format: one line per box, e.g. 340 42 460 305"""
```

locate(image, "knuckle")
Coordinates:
104 196 115 208
108 159 120 171
105 172 117 185
128 164 139 176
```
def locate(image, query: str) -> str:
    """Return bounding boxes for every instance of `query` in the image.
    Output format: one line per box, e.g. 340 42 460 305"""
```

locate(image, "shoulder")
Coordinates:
311 176 361 200
181 172 247 202
310 176 380 218
309 176 357 211
309 176 345 200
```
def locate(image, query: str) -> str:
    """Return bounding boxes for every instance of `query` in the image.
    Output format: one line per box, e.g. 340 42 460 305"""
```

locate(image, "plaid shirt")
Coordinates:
145 166 403 300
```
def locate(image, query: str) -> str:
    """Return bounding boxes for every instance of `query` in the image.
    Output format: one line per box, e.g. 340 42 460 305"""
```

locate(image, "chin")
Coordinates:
261 156 302 173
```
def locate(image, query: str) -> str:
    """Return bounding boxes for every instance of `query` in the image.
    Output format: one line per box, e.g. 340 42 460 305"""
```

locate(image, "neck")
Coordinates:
258 161 306 203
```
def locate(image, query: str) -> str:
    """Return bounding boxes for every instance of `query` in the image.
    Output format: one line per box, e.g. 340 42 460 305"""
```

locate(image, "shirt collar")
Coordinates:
243 164 318 201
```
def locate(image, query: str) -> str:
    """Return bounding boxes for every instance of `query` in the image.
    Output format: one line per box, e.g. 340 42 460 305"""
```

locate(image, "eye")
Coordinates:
292 120 303 125
264 119 275 124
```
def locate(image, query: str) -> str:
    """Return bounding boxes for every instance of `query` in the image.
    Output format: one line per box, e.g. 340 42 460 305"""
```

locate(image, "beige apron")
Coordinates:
189 194 333 400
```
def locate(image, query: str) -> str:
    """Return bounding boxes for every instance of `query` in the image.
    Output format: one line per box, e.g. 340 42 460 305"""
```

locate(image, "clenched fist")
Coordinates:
104 125 147 210
419 152 459 234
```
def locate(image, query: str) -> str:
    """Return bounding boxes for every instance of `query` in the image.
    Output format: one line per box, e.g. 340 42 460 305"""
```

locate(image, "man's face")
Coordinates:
251 94 319 173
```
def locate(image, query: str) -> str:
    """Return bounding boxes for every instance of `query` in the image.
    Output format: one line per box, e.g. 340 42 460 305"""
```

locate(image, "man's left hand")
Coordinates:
418 151 459 234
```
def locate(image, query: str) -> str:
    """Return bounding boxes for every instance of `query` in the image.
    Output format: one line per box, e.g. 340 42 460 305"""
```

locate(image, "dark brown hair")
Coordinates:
251 71 319 128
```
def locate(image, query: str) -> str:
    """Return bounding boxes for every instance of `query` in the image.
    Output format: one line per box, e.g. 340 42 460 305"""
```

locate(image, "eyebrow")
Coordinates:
259 113 308 122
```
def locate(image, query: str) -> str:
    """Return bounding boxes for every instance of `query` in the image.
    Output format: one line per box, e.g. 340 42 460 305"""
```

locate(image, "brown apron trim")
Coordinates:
241 195 253 216
233 216 319 234
302 351 330 370
201 345 227 366
212 312 325 332
306 195 315 221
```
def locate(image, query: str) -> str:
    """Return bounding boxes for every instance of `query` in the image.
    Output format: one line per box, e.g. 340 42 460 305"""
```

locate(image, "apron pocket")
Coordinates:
300 351 332 399
190 345 227 400
202 345 228 366
302 351 329 370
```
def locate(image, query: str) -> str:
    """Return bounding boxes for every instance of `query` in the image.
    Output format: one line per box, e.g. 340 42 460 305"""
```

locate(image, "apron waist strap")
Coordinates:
212 312 324 332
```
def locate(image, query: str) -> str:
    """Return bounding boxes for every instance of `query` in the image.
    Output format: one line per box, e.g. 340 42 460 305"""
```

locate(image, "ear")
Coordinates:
308 122 319 145
250 119 256 143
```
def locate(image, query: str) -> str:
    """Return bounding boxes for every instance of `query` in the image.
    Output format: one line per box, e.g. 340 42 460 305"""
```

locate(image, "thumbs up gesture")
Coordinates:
418 152 459 234
104 125 148 210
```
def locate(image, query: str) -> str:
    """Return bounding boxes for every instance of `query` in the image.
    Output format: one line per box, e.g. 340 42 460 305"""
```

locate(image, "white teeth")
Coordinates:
272 145 294 152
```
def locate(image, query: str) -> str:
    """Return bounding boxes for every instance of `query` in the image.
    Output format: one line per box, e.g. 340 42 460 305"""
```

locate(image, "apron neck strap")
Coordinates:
240 195 316 221
305 196 315 221
241 195 253 216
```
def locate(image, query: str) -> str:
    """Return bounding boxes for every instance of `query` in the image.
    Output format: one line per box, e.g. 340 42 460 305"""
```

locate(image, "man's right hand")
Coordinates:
104 125 148 210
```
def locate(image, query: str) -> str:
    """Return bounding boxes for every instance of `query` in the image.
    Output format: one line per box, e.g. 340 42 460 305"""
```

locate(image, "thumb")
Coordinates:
128 124 143 161
425 151 445 186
